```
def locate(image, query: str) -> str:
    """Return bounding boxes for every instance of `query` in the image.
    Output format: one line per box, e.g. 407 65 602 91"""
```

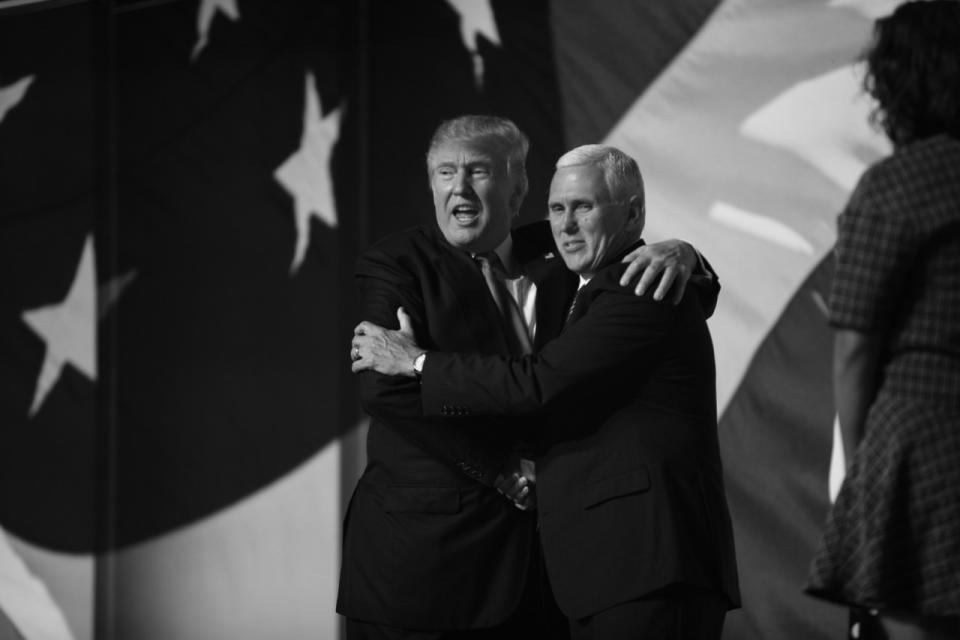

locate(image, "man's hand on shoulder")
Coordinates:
619 239 698 304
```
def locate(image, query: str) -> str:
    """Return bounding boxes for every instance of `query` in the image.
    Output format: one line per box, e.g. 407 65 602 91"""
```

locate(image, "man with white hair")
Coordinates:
352 144 740 639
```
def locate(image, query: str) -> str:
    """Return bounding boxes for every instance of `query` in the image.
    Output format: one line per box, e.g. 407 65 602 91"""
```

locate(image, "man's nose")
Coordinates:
452 170 472 195
560 210 578 232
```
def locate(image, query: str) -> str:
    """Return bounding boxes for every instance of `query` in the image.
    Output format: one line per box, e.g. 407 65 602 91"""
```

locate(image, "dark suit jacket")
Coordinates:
337 222 575 629
419 252 740 620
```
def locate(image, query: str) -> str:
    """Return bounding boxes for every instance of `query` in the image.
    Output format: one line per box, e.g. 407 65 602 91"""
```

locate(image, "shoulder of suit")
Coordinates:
583 263 631 294
354 226 442 282
584 262 676 306
361 224 443 258
512 220 556 262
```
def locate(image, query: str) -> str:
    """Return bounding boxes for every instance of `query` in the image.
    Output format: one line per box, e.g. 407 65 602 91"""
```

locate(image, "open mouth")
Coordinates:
452 204 480 224
562 239 585 251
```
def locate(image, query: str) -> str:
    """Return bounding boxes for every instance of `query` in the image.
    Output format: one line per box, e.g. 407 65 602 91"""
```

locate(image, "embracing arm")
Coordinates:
351 278 689 417
619 240 720 317
419 290 678 417
353 247 425 420
354 246 513 486
513 221 718 314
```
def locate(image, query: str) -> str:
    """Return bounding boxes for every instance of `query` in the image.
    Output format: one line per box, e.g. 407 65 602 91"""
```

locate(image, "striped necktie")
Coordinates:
564 284 585 327
474 253 533 355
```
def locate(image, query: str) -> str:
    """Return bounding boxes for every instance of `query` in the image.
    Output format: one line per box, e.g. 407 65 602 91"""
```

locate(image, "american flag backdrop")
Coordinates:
0 0 896 638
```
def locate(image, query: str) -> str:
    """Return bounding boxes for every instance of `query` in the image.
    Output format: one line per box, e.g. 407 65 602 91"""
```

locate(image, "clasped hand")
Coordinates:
496 456 537 511
350 309 537 511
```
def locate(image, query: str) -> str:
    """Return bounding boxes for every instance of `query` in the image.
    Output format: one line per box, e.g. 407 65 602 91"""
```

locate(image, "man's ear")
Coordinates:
627 195 645 228
509 184 525 214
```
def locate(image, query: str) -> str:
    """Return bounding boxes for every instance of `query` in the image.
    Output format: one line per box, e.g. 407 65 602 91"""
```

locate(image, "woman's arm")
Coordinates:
833 328 884 468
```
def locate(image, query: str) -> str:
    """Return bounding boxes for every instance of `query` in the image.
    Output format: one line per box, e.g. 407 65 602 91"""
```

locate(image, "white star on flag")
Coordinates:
22 236 97 417
446 0 500 88
191 0 240 60
0 75 35 124
274 72 342 274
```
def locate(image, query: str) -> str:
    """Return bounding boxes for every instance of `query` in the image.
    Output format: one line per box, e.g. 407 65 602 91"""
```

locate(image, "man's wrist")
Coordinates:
412 352 426 377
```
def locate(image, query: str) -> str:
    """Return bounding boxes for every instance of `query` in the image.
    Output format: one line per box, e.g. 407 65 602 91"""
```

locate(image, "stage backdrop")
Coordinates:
0 0 895 638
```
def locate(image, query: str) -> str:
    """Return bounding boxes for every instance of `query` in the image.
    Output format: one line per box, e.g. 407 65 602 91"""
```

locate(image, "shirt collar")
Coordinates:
470 234 520 278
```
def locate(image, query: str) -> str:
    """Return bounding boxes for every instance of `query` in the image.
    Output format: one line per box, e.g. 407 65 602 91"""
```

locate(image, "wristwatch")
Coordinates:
413 353 426 377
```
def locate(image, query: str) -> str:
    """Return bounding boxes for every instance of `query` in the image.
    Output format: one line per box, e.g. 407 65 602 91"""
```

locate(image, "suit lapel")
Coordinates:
556 239 647 330
524 249 577 348
511 221 578 347
425 225 514 355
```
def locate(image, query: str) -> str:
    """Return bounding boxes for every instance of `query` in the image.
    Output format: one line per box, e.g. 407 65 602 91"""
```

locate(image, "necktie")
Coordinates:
475 253 533 355
564 285 585 327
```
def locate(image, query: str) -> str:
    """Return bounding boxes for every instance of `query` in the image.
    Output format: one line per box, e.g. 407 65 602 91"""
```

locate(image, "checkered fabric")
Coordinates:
829 134 960 404
807 135 960 616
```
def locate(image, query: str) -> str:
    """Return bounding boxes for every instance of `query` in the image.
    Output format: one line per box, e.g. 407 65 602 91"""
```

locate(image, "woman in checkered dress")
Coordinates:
806 2 960 638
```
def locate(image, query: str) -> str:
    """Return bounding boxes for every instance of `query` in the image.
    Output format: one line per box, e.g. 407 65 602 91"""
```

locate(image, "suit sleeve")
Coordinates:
690 250 721 318
420 288 681 418
355 246 512 486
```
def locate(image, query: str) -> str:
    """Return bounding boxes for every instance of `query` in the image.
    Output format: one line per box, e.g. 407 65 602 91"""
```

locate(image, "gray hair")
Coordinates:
555 144 644 210
426 115 530 200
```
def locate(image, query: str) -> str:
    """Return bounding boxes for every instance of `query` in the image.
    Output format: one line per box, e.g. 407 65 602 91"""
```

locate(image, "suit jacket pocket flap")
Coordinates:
580 468 651 509
383 486 461 514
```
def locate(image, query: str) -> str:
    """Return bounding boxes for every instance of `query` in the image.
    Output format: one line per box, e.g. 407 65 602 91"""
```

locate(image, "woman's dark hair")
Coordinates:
862 0 960 146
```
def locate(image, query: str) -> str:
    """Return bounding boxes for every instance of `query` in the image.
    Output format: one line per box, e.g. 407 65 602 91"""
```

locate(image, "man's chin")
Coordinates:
561 257 583 274
441 228 485 252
